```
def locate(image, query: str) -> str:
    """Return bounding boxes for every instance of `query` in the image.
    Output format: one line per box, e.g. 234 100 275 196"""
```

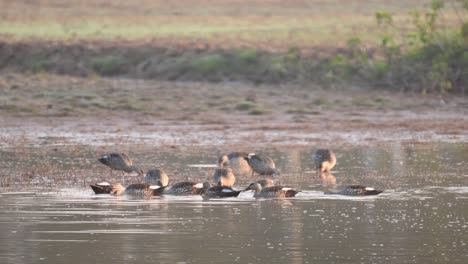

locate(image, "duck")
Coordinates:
90 168 169 195
255 178 275 188
313 149 336 177
98 153 144 177
325 185 383 196
201 182 241 199
89 182 113 194
244 153 280 176
110 183 166 197
244 182 298 198
164 181 206 195
213 168 236 187
218 152 253 177
144 168 169 187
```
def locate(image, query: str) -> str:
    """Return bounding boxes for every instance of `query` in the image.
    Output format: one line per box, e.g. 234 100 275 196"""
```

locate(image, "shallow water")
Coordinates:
0 143 467 263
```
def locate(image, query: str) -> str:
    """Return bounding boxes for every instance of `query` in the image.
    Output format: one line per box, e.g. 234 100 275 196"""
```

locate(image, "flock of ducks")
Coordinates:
90 150 383 199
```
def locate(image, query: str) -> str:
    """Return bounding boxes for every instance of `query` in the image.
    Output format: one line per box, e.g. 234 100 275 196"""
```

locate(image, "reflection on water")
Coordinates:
0 143 467 263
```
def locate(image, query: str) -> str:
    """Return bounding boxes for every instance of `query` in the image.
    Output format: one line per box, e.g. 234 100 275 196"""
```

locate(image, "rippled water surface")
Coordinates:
0 143 467 263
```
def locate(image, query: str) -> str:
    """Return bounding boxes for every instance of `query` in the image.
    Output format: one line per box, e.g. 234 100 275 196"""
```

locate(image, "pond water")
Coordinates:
0 143 467 263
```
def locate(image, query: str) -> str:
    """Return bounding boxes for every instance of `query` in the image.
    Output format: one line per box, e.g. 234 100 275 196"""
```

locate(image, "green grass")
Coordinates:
236 101 257 111
91 56 127 76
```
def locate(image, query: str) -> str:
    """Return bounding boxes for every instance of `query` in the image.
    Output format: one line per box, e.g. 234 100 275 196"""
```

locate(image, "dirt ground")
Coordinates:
0 73 466 148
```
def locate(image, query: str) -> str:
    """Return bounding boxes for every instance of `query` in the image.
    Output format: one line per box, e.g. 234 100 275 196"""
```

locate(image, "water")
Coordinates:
0 143 467 263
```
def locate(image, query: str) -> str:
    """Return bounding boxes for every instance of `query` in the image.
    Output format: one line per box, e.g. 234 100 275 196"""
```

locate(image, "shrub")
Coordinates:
342 0 467 94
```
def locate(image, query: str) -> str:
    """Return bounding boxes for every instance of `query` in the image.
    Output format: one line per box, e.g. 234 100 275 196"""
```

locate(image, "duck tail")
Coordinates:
90 184 112 194
365 189 383 195
98 156 109 166
151 185 167 196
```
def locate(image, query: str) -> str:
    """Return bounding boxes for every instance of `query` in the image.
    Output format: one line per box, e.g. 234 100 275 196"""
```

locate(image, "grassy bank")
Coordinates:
0 40 339 83
0 0 466 94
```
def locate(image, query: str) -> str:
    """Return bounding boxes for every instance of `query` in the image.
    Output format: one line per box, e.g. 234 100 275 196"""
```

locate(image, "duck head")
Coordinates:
244 182 262 192
218 155 229 168
110 183 126 195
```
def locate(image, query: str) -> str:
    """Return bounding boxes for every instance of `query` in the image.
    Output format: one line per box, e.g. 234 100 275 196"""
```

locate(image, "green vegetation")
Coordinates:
27 58 51 73
248 106 270 115
0 0 465 94
236 101 257 111
91 56 127 76
335 0 468 94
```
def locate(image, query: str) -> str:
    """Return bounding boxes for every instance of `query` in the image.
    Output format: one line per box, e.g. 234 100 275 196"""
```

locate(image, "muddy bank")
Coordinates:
0 73 466 189
0 73 466 148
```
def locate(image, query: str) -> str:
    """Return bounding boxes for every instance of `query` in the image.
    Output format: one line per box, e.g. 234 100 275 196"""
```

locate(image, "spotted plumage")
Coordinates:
325 185 383 196
218 152 253 177
313 149 336 176
98 153 143 177
213 168 236 187
244 153 280 176
164 181 206 195
244 182 298 198
144 169 169 187
110 183 165 197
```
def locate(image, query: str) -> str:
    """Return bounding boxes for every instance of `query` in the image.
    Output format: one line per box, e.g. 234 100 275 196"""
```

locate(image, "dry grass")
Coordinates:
0 0 460 50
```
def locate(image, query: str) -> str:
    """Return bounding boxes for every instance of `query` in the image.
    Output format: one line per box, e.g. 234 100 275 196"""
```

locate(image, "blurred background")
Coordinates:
0 0 466 94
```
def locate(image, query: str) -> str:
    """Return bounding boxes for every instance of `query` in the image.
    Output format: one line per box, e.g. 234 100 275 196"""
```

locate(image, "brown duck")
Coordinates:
90 168 168 195
213 168 236 187
110 183 166 197
201 182 241 199
164 181 206 195
98 153 144 177
313 149 336 177
218 152 253 177
244 153 280 176
244 182 298 198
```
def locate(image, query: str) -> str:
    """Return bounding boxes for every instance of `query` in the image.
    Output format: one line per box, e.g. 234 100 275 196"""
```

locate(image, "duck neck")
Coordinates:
112 184 126 195
218 155 228 168
254 184 263 194
129 166 143 176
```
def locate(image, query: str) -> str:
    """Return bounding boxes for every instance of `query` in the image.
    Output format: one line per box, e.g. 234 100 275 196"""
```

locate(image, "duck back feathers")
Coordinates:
165 181 206 195
111 183 166 196
245 154 280 175
245 182 298 198
202 183 241 199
